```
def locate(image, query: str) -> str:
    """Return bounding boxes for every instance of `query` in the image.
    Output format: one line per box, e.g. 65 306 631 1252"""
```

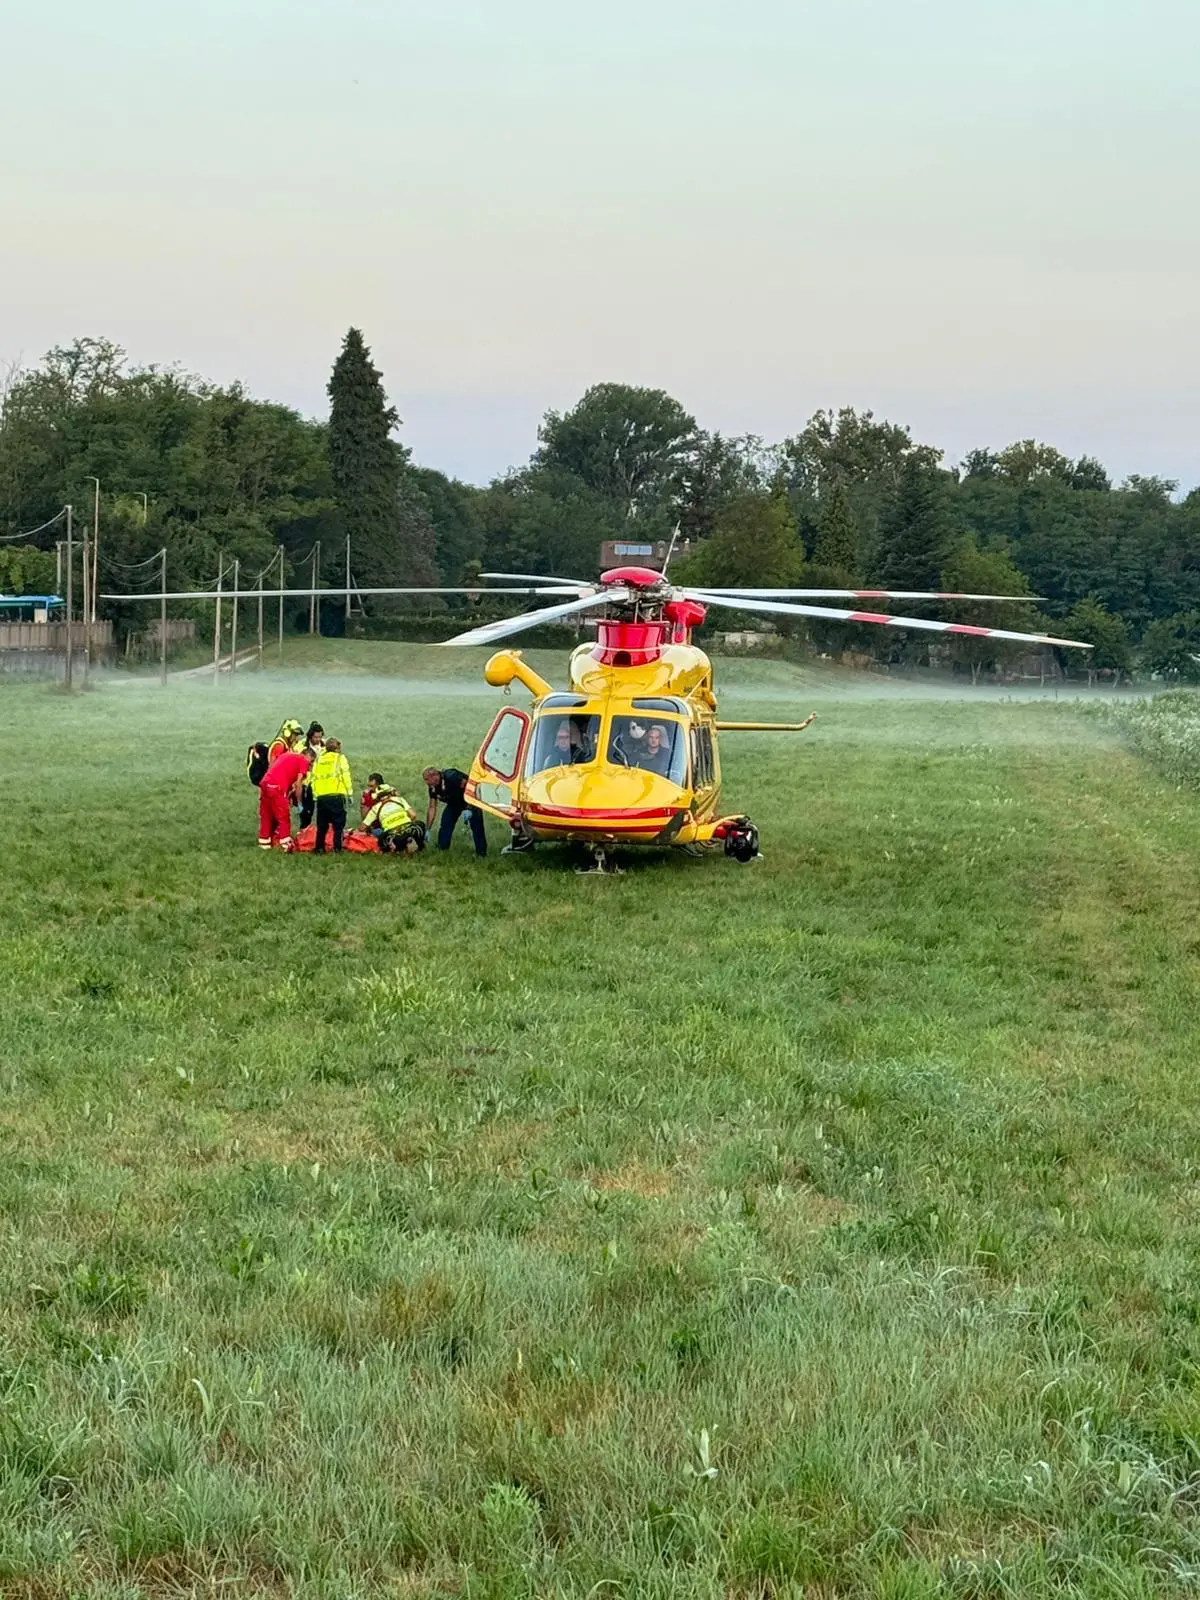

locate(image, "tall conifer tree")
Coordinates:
876 460 953 589
327 328 405 589
812 479 861 582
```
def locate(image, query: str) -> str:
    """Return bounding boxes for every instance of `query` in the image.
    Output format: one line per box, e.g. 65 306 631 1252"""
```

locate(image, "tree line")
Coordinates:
2 330 1198 677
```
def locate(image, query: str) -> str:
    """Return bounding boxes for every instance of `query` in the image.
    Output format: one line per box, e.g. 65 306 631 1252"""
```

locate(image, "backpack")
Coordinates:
246 742 271 786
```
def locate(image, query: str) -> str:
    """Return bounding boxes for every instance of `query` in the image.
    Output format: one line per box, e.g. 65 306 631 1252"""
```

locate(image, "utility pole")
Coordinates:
257 562 265 669
55 542 63 592
87 477 100 623
213 553 224 685
80 521 90 689
230 558 239 680
64 505 74 690
160 547 168 687
345 533 352 626
277 546 285 660
309 542 320 636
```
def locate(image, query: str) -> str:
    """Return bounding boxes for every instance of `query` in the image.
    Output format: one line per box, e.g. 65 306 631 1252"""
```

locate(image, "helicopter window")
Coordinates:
607 717 687 784
691 724 715 788
526 713 600 773
632 697 687 715
479 708 529 781
541 693 589 709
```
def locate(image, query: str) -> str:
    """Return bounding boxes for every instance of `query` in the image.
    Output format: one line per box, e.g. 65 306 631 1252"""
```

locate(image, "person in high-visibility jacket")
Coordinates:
267 719 304 766
309 736 353 854
360 784 427 855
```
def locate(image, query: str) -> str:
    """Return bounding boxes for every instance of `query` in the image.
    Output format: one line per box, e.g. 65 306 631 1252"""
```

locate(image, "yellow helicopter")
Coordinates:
105 561 1091 868
440 563 1092 869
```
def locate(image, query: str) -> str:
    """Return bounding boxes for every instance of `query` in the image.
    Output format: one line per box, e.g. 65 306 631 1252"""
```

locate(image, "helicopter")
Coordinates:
103 563 1091 868
438 562 1093 870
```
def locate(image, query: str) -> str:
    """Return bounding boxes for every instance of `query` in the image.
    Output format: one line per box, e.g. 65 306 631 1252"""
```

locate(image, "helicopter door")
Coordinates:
466 706 532 819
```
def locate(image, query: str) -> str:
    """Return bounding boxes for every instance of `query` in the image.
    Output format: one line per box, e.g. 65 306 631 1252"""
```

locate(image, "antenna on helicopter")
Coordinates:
659 524 680 578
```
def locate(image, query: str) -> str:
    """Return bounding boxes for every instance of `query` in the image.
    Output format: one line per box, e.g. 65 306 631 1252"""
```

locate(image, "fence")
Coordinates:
0 621 114 653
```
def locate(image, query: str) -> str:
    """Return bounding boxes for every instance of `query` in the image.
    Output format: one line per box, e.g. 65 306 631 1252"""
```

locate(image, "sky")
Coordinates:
2 0 1198 488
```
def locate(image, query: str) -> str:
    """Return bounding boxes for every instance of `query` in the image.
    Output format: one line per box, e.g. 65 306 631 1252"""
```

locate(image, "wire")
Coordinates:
0 506 67 543
101 548 163 572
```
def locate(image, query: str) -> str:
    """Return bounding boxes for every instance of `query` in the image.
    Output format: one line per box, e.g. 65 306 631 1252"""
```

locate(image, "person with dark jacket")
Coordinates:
423 766 487 856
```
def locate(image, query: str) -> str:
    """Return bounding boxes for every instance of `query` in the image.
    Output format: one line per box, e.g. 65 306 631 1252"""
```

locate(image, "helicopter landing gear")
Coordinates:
722 818 760 864
576 845 623 876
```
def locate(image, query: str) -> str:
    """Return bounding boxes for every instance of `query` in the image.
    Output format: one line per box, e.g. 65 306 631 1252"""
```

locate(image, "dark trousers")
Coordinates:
437 801 487 856
315 795 346 853
300 786 315 829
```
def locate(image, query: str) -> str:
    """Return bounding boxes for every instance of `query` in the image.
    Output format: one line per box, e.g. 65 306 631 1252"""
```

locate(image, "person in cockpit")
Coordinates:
641 724 674 777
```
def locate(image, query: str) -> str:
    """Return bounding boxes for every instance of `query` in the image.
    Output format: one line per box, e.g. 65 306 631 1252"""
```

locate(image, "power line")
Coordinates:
0 506 67 543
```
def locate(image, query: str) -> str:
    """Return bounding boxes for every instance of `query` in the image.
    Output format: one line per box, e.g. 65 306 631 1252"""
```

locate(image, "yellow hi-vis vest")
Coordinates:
364 794 414 833
310 750 352 799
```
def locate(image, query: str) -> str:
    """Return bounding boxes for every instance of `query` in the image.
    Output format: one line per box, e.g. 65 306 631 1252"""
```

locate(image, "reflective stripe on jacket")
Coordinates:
363 795 413 832
310 750 353 799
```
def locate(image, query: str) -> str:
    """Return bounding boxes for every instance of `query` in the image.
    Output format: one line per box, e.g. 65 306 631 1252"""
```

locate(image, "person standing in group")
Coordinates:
423 765 487 857
267 719 303 765
299 723 325 830
258 741 313 850
309 736 353 854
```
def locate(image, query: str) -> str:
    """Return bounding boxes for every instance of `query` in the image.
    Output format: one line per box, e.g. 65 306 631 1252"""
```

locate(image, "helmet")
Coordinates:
281 720 302 739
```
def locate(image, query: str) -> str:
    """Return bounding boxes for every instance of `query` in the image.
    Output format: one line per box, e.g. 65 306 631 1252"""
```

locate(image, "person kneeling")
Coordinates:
310 736 353 854
361 784 427 856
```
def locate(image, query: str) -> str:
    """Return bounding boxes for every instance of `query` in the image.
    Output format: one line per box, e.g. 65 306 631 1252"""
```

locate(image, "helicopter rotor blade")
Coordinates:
439 588 624 647
479 571 591 589
99 585 575 602
683 591 1093 650
683 588 1045 602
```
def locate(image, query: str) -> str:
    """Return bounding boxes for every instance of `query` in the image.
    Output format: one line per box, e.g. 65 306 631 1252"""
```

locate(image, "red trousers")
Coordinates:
258 785 292 845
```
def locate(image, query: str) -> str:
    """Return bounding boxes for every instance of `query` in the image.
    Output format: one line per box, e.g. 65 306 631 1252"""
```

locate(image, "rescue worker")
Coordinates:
310 736 353 853
267 719 303 765
361 772 387 816
299 722 325 830
360 785 426 854
258 741 313 850
423 766 487 857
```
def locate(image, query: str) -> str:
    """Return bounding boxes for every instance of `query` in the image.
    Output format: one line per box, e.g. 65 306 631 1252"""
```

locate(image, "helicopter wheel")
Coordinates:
575 846 623 876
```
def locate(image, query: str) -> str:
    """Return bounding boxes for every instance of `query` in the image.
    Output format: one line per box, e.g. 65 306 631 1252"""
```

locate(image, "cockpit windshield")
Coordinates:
527 712 601 773
607 716 687 784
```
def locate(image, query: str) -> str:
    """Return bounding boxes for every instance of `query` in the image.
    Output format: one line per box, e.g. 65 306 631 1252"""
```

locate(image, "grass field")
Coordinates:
5 645 1200 1598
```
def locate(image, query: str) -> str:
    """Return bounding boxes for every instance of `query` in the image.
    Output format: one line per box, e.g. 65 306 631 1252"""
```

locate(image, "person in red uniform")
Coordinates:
258 744 312 849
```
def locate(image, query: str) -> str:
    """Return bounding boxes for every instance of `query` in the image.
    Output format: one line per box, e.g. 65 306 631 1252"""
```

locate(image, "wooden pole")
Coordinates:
309 542 320 636
277 546 285 660
64 505 74 690
80 524 90 688
160 547 168 687
345 533 351 627
257 563 265 668
212 553 224 685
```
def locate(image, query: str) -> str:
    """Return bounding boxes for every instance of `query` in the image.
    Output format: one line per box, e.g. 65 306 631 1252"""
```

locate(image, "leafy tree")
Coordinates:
1070 455 1111 492
327 328 412 591
1139 613 1200 681
412 467 483 585
677 433 774 546
0 544 56 595
677 487 803 590
1061 596 1131 678
994 440 1073 485
939 539 1034 682
536 384 699 518
478 466 624 583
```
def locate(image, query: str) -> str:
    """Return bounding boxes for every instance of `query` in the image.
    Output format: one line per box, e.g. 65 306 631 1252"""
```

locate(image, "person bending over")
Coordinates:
258 743 312 849
423 766 487 857
361 785 426 854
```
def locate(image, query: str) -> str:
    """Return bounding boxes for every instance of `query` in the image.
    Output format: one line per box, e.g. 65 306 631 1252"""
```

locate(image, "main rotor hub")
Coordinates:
600 565 664 589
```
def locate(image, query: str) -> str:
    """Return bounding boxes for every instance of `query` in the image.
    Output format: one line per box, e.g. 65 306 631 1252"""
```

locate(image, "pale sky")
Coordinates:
3 0 1198 488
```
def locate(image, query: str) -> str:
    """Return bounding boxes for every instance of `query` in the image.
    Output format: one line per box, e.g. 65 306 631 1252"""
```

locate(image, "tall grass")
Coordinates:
2 648 1200 1596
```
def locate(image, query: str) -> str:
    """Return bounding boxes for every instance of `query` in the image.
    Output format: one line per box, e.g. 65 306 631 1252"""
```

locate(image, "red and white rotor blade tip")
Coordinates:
686 588 1043 602
439 588 624 647
684 591 1092 650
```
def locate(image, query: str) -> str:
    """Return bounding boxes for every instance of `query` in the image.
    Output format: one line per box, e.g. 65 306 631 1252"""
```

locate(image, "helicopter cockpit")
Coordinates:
525 693 690 784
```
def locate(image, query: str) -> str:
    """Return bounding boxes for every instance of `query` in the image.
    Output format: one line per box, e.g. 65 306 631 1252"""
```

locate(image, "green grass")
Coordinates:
4 644 1200 1597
